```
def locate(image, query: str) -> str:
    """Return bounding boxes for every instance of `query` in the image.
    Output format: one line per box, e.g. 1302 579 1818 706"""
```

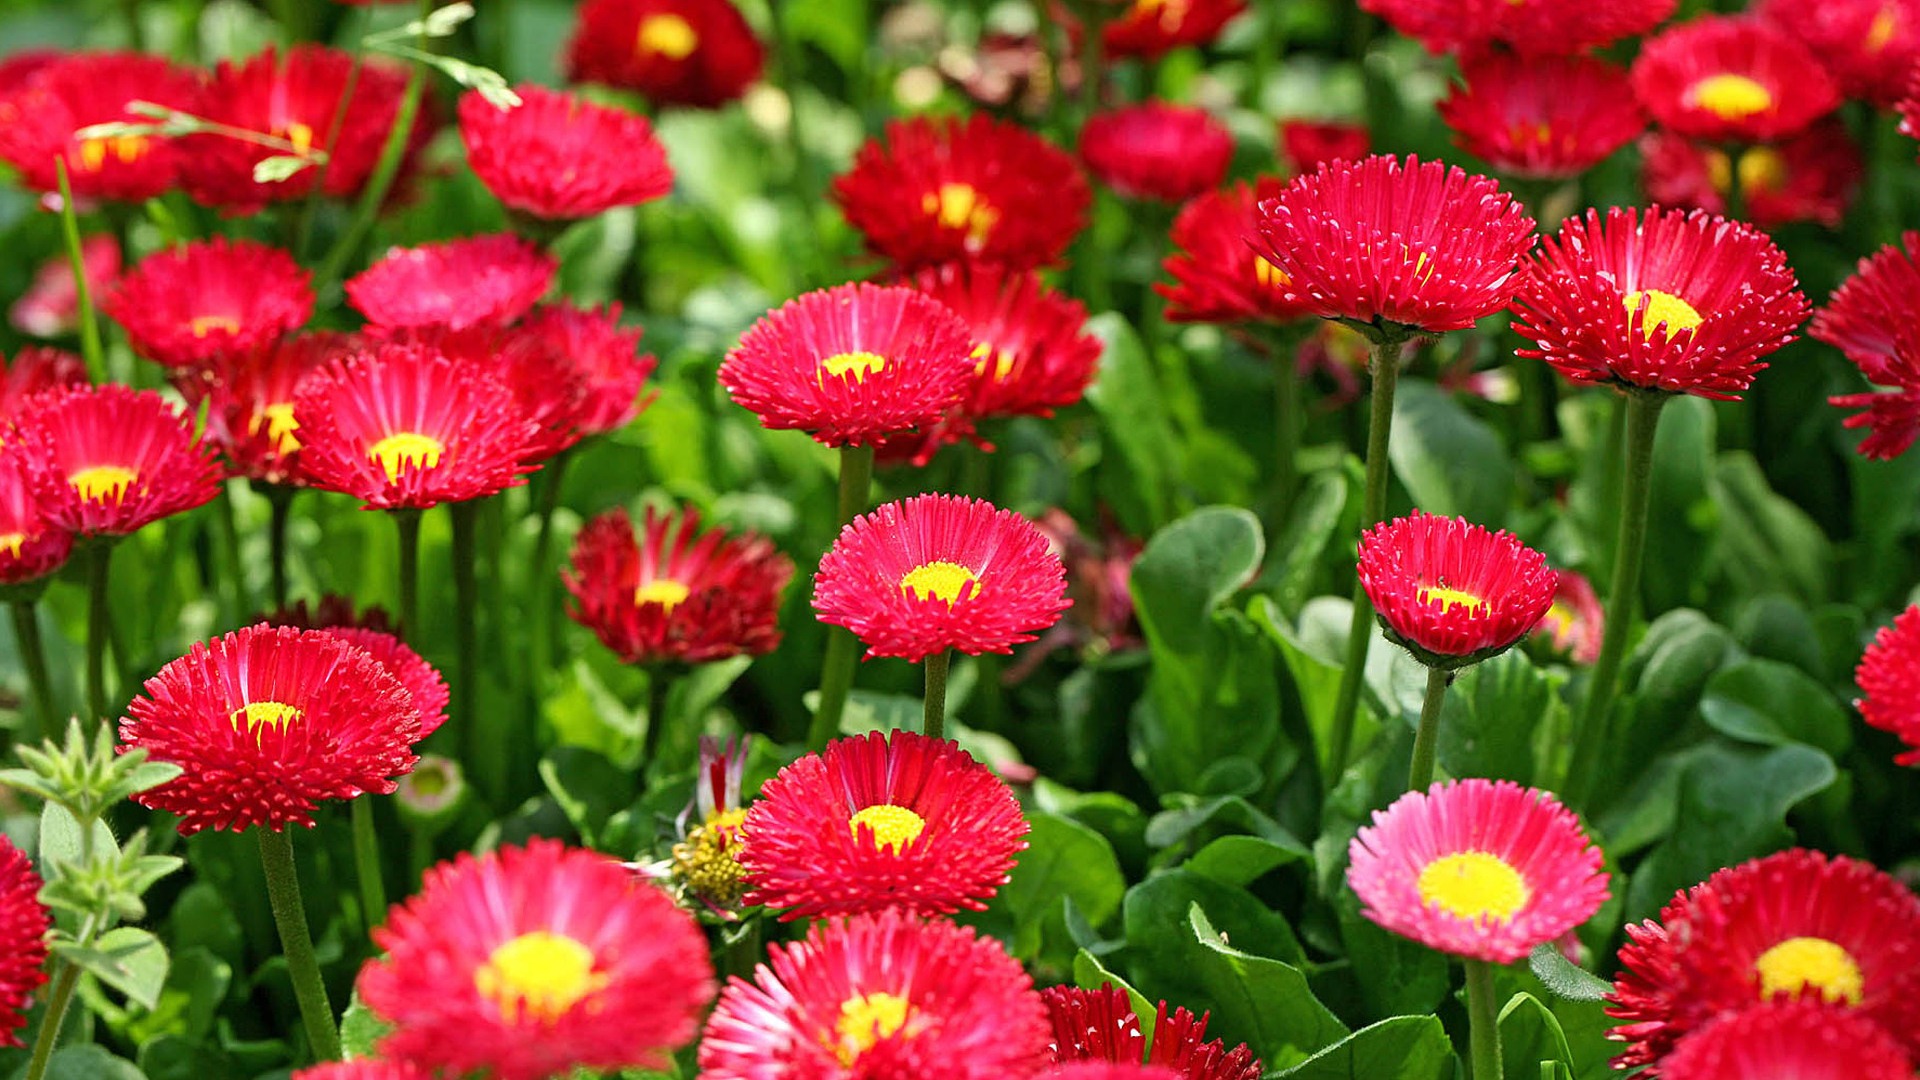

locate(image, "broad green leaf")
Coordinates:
1436 649 1561 786
1124 870 1305 989
1188 906 1348 1070
1389 378 1512 525
1500 992 1575 1080
1699 658 1852 758
1086 314 1174 532
537 746 638 847
39 801 116 870
1528 943 1612 1002
58 927 169 1010
1642 396 1717 613
1072 949 1157 1027
1334 889 1451 1017
997 813 1126 962
1272 1015 1454 1080
1183 836 1307 888
28 1046 147 1080
1263 471 1348 620
1712 454 1833 606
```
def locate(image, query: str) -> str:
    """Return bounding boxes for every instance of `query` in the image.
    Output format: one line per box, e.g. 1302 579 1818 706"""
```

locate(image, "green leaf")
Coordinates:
1271 1015 1454 1080
1711 454 1832 605
537 746 638 847
996 813 1126 962
1642 396 1718 613
58 927 169 1010
1183 835 1307 888
1085 314 1175 532
24 1046 147 1080
1499 992 1575 1080
1528 943 1612 1002
250 154 313 183
39 801 116 870
1389 378 1513 525
1072 949 1157 1029
1187 905 1348 1070
1436 649 1560 786
1698 658 1852 758
340 990 393 1060
1263 471 1349 619
1125 870 1306 987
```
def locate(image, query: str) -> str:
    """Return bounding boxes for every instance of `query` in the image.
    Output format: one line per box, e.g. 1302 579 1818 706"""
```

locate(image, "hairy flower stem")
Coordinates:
1406 665 1451 792
808 445 875 750
1327 331 1403 778
526 446 574 695
22 961 79 1080
392 509 421 643
10 601 57 742
643 667 675 774
450 501 489 802
257 828 341 1062
1465 958 1503 1080
923 650 951 740
266 485 295 611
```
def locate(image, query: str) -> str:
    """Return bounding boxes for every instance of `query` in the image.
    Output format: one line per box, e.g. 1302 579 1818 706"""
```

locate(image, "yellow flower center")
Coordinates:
819 350 888 385
368 432 445 483
473 931 606 1025
1133 0 1191 30
76 134 147 173
830 992 913 1064
1869 4 1900 52
0 534 23 560
1508 120 1554 148
251 402 302 455
634 578 691 611
1415 851 1531 923
1753 937 1864 1005
848 803 926 853
1254 256 1290 291
280 121 316 157
636 13 699 60
1624 289 1704 339
1418 583 1485 615
670 807 749 907
921 183 999 246
1706 147 1785 197
971 341 1016 382
69 464 136 503
190 315 241 338
230 700 303 734
899 560 979 604
1687 74 1774 121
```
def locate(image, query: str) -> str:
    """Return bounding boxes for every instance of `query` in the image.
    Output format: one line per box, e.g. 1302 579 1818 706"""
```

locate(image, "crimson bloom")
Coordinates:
814 494 1070 662
1347 779 1609 963
1101 0 1247 58
1279 120 1370 173
1531 569 1603 665
1608 849 1920 1072
566 0 764 108
698 910 1053 1079
1758 0 1920 107
719 282 974 447
564 506 793 667
1359 0 1673 56
1357 512 1556 667
0 51 198 202
358 840 714 1080
1640 124 1861 232
293 1063 432 1080
12 234 119 339
104 238 313 372
1815 234 1920 459
512 302 655 437
1437 54 1644 181
0 444 73 590
1044 984 1261 1080
204 331 353 485
14 384 221 537
907 260 1102 425
1050 1067 1183 1080
459 85 674 221
741 730 1028 920
120 624 422 833
1855 604 1920 764
833 114 1091 271
1252 155 1535 336
1079 102 1233 204
1159 177 1314 326
1656 1001 1914 1080
345 234 557 332
0 346 87 417
293 342 540 510
266 598 450 738
1630 17 1839 144
1510 206 1809 400
0 837 47 1047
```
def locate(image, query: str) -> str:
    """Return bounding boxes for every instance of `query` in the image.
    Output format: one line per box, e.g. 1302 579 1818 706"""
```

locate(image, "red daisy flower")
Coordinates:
1347 779 1609 964
0 50 198 202
11 234 119 339
293 341 540 510
345 234 557 333
1044 984 1262 1080
1356 512 1556 667
104 238 313 372
907 260 1101 425
813 493 1070 662
1758 0 1920 107
719 282 974 448
0 346 87 417
740 729 1028 920
266 597 449 737
512 302 655 437
1656 1001 1914 1080
1856 604 1920 764
1510 206 1809 400
384 322 589 465
0 50 58 96
1609 849 1920 1073
1159 177 1316 326
1079 102 1233 203
1814 236 1920 458
204 331 354 485
564 506 793 667
698 910 1053 1079
1251 154 1535 336
1640 124 1861 232
1050 1068 1183 1080
1437 54 1644 181
1631 17 1839 144
0 837 47 1048
459 85 674 221
1359 0 1674 56
13 384 221 537
1530 568 1603 665
1100 0 1247 58
1279 120 1370 173
180 45 425 213
566 0 765 108
119 624 423 833
293 1064 431 1080
833 114 1092 271
358 840 715 1080
0 443 73 589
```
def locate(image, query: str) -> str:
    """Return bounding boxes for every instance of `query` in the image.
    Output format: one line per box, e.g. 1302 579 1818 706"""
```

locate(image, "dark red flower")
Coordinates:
1631 17 1839 144
1079 102 1233 203
1044 984 1261 1080
264 596 448 737
564 506 792 667
1159 177 1315 326
833 114 1091 271
1820 241 1920 460
0 442 71 589
512 303 655 437
1758 0 1920 107
459 84 673 221
11 234 119 339
1657 1001 1913 1080
1357 511 1556 666
1856 604 1920 764
104 238 313 371
1640 124 1861 231
1101 0 1247 58
14 384 221 537
0 50 198 202
0 50 58 97
1531 569 1603 665
346 234 557 332
0 837 47 1048
1279 119 1370 174
1360 0 1674 56
566 0 765 108
293 1063 432 1080
204 331 354 485
907 259 1101 425
1437 54 1643 180
0 346 87 417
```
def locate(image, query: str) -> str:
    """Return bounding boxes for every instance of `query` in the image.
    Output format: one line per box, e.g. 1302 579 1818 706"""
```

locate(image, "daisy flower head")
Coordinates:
1530 568 1604 665
358 840 715 1080
0 442 73 591
698 909 1053 1080
511 302 655 437
566 0 765 108
813 493 1070 662
1252 154 1535 337
12 234 119 339
459 84 674 222
1510 205 1808 400
1101 0 1247 58
1640 124 1861 232
1279 120 1370 173
203 330 355 486
0 50 198 202
14 384 221 537
1359 0 1674 57
0 837 46 1047
103 237 313 372
1044 983 1262 1080
1814 234 1920 459
1158 177 1315 326
1346 779 1609 963
1856 604 1920 763
345 234 556 333
292 1063 432 1080
1437 54 1645 181
1049 1067 1184 1080
1078 102 1234 204
1757 0 1920 107
1357 511 1557 668
1630 16 1839 144
906 260 1102 424
266 597 450 738
1654 1000 1913 1080
0 346 87 417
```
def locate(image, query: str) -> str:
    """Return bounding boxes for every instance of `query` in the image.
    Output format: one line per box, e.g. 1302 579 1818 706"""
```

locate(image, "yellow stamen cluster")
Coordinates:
474 931 607 1025
848 803 926 853
230 700 303 735
1418 583 1486 616
819 350 888 385
69 464 137 503
900 561 979 605
1688 74 1774 121
1416 851 1531 923
921 183 999 247
1753 937 1865 1005
671 807 749 907
251 402 302 456
368 432 445 483
636 13 699 60
1624 289 1705 339
76 135 147 173
829 992 913 1065
635 578 692 612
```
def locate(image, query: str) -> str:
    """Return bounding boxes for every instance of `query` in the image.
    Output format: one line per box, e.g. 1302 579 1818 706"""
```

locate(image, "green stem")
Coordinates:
1722 144 1747 222
215 484 250 625
392 510 421 644
53 160 106 385
256 828 341 1062
643 667 674 772
118 0 143 50
923 650 951 740
450 502 486 801
1077 6 1103 120
349 798 387 934
722 918 763 980
527 447 573 695
267 486 295 611
1406 665 1450 792
1326 331 1403 778
11 601 57 743
1271 333 1303 522
22 961 79 1080
84 543 112 724
1465 959 1503 1080
1566 391 1668 810
807 445 876 750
